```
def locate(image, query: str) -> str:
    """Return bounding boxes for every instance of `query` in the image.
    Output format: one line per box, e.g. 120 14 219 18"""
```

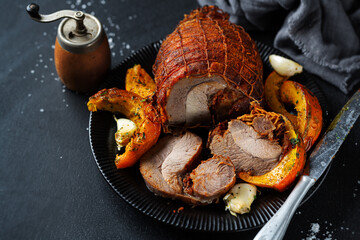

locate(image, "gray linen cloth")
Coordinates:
198 0 360 94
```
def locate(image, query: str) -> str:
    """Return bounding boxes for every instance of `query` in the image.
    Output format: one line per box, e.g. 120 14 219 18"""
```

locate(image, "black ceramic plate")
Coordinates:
89 40 329 232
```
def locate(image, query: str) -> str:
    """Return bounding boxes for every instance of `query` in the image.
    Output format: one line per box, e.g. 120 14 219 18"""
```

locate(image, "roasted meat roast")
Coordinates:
153 6 263 132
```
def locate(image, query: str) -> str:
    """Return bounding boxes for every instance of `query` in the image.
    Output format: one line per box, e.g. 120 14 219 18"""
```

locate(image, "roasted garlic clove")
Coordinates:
269 54 303 77
223 183 257 216
114 116 138 150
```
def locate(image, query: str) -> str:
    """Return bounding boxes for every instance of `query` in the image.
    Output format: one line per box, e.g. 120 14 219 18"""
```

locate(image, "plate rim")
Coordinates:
88 39 329 232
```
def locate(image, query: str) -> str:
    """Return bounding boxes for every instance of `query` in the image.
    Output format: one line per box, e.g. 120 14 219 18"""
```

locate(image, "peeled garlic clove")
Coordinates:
223 183 257 216
269 54 303 77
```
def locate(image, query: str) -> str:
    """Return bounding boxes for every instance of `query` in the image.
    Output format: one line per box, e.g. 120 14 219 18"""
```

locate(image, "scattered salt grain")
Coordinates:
100 0 106 5
125 43 130 49
81 4 86 9
108 38 115 49
51 45 55 49
39 109 44 112
30 70 35 74
28 93 32 97
43 32 47 36
311 223 320 234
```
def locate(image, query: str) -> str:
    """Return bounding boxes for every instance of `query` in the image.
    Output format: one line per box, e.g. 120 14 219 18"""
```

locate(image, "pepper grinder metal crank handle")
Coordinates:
27 3 86 32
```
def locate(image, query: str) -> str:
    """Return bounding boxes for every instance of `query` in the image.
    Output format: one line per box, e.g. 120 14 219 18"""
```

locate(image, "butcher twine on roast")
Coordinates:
153 6 263 132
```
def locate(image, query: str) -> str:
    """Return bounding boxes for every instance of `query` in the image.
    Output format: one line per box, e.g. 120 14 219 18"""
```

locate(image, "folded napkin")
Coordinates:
198 0 360 94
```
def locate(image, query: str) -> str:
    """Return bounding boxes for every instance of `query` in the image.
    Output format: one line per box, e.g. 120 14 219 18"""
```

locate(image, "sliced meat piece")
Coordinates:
139 135 181 197
185 81 226 127
252 116 276 138
140 132 236 205
209 119 282 175
188 155 235 201
161 132 202 193
228 120 282 160
164 75 226 127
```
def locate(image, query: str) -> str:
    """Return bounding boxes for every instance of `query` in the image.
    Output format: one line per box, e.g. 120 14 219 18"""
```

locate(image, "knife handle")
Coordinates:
254 175 315 240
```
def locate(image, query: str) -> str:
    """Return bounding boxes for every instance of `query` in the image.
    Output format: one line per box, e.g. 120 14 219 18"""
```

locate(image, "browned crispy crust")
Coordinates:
153 5 263 126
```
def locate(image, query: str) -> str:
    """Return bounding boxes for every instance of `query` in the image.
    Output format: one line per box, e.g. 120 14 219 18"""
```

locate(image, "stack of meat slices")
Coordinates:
140 132 236 205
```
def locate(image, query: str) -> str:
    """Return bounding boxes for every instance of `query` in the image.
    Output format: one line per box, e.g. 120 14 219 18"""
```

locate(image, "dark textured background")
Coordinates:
0 0 359 239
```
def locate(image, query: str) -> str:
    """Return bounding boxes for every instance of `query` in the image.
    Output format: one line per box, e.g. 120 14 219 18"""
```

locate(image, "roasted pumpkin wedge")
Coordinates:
264 71 295 123
125 64 156 99
264 71 322 150
87 88 161 168
280 80 322 151
238 113 306 192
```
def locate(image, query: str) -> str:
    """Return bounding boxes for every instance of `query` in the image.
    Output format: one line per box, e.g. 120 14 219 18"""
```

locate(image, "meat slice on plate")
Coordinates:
185 155 236 202
153 6 263 131
209 118 282 175
140 131 236 205
161 131 202 193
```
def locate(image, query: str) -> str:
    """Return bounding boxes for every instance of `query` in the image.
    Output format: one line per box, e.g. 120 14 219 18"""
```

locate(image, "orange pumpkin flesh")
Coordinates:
125 64 156 99
238 115 306 192
264 71 322 150
87 88 161 168
280 81 323 151
264 71 296 123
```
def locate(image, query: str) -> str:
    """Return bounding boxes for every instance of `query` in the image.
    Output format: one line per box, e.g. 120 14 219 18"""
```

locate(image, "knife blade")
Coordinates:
309 89 360 180
254 89 360 240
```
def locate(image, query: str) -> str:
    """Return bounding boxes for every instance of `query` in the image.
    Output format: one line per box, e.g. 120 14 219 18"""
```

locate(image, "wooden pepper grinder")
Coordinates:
26 3 111 93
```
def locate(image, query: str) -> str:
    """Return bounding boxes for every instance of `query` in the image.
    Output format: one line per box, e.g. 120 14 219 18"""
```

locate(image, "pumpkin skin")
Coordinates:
87 88 161 168
280 80 323 151
264 71 322 151
238 114 306 192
